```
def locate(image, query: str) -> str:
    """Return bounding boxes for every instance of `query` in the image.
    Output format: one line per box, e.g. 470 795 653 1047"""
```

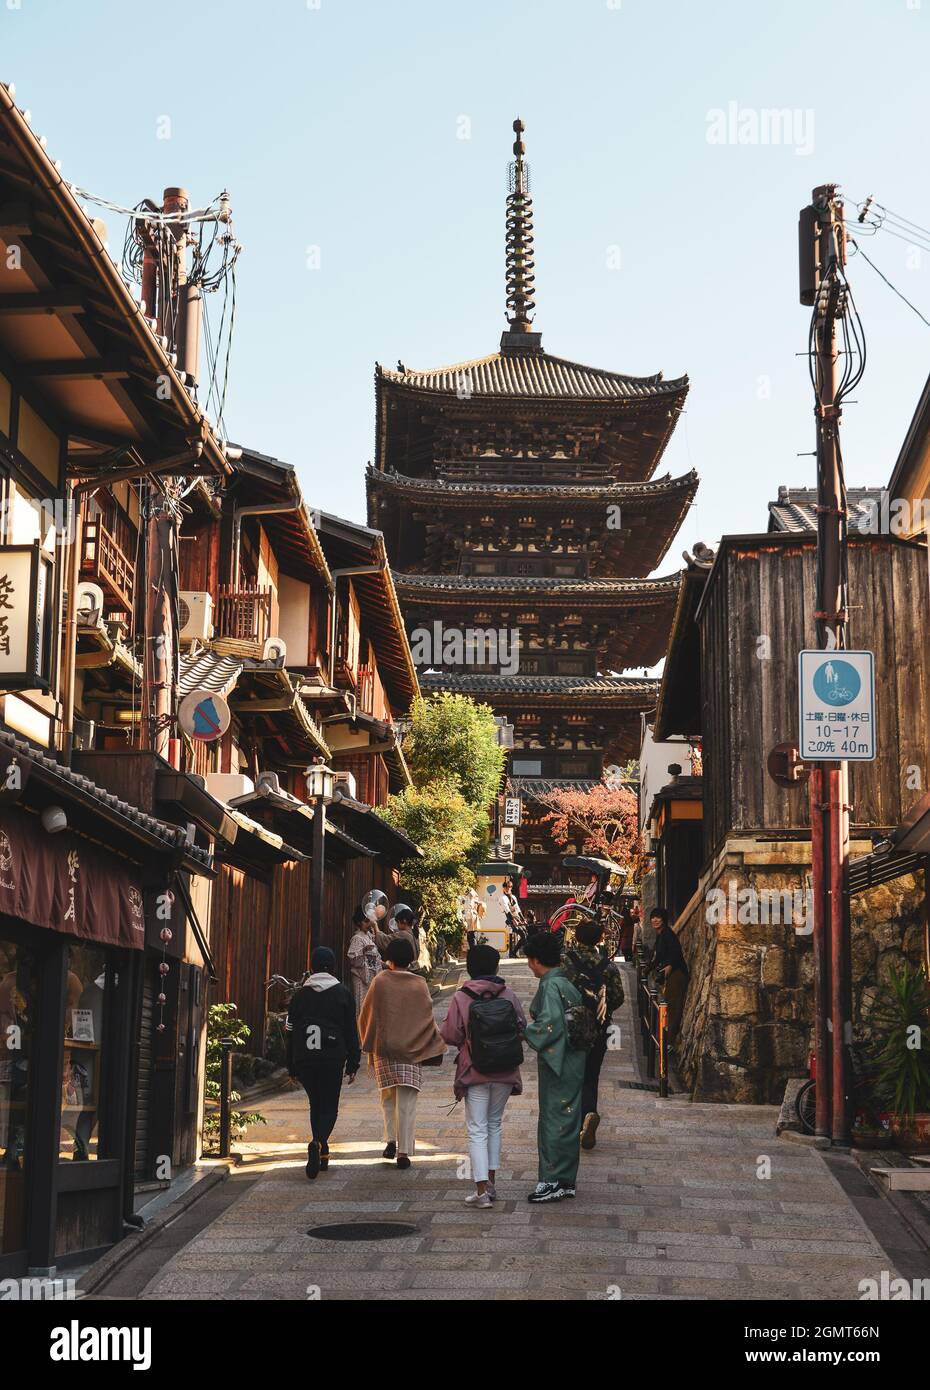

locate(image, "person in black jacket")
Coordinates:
286 946 361 1179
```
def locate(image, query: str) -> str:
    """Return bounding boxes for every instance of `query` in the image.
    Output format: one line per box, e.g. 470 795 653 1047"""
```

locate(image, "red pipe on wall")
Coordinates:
809 766 831 1140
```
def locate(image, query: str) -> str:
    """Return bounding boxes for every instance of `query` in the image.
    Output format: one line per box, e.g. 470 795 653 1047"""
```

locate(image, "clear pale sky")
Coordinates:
4 0 930 571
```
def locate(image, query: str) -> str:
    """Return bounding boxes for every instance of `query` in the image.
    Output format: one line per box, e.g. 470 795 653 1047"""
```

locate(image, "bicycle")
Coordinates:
264 971 310 1061
794 1043 886 1136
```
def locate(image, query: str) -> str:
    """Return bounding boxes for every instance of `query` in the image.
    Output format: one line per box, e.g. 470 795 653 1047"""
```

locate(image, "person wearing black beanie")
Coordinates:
286 946 360 1180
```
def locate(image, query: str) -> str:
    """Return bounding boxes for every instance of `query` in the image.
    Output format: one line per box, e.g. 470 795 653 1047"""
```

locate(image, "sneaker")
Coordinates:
527 1182 558 1203
382 1141 397 1160
396 1154 411 1170
581 1111 600 1151
305 1141 321 1180
486 1182 498 1201
464 1192 493 1208
527 1181 572 1203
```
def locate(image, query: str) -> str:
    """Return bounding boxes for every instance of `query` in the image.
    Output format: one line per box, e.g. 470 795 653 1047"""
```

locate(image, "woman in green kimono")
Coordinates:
524 931 587 1203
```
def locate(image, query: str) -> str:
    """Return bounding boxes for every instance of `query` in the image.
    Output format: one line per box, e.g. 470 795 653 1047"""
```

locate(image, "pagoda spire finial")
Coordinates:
502 117 541 351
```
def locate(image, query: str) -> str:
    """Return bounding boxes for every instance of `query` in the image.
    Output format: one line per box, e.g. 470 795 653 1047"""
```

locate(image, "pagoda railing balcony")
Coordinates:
81 516 135 615
216 584 273 645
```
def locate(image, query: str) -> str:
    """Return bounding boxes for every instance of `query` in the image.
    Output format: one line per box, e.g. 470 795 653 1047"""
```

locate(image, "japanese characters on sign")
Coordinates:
503 796 522 826
0 543 52 687
798 650 876 762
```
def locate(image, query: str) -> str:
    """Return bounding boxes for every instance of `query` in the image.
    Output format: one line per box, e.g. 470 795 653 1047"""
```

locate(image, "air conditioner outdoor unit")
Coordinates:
333 771 357 801
75 582 105 625
205 773 254 805
178 591 214 644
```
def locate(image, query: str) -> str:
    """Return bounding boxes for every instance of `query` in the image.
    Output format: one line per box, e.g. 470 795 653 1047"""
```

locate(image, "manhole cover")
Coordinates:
307 1222 419 1241
626 1081 660 1092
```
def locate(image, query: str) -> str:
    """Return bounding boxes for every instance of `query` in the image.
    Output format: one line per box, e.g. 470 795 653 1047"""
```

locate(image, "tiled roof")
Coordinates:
768 487 888 534
508 777 601 797
179 650 245 698
377 351 688 402
395 573 680 597
368 465 698 502
0 730 212 869
421 673 658 698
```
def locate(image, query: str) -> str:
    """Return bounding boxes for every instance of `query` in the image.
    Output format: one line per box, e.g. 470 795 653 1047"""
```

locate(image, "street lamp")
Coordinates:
305 760 336 806
305 759 336 952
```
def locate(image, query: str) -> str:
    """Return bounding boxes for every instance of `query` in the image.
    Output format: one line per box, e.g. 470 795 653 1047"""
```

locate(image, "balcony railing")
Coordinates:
357 664 390 721
82 517 135 614
216 585 273 645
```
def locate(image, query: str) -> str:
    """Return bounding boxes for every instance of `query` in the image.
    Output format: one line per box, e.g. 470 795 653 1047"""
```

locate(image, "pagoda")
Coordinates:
368 119 697 906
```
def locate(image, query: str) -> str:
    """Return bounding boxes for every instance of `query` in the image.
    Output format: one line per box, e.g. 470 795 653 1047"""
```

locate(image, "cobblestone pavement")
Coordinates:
136 960 903 1301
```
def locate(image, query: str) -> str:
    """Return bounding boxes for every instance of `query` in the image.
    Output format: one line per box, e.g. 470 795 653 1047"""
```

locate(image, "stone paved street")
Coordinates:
131 961 903 1301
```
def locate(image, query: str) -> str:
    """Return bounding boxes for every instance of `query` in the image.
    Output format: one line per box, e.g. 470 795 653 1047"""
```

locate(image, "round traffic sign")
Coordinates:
178 689 232 742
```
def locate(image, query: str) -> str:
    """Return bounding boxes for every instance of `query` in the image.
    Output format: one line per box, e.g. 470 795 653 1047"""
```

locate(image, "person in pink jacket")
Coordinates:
440 944 527 1209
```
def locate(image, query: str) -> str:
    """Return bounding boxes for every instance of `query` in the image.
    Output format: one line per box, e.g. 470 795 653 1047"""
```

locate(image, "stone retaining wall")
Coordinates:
674 838 924 1103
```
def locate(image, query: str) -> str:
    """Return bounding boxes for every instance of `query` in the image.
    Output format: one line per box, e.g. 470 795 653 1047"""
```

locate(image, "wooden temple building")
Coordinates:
368 120 697 912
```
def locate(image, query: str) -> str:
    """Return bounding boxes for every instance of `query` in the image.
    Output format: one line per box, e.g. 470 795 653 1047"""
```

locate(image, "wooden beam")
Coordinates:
0 289 86 316
0 201 33 239
26 357 131 381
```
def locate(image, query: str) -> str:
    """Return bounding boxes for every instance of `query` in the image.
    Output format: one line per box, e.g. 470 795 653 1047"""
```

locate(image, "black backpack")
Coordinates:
564 949 609 1026
462 986 524 1073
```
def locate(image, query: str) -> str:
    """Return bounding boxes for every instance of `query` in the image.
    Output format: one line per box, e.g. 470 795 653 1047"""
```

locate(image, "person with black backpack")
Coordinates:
439 944 526 1209
562 920 625 1152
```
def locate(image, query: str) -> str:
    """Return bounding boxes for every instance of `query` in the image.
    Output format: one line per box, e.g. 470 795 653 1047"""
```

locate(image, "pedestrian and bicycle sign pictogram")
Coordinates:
798 649 875 761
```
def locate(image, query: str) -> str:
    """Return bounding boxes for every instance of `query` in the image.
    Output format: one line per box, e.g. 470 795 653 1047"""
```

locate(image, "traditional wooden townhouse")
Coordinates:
649 494 930 1104
169 450 422 1056
0 84 232 1271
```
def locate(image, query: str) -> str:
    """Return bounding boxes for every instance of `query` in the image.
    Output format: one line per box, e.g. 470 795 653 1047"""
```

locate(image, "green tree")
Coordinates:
202 1003 265 1150
379 693 503 957
403 693 505 809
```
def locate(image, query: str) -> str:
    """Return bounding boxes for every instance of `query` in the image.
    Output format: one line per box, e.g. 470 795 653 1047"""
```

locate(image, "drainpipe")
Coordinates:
230 501 302 590
327 564 385 688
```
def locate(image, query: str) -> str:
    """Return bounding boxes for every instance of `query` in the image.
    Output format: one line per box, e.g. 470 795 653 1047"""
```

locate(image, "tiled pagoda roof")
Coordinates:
367 465 698 503
377 351 688 403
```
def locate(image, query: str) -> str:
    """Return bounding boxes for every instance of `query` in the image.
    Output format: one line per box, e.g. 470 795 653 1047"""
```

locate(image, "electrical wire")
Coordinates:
848 238 930 331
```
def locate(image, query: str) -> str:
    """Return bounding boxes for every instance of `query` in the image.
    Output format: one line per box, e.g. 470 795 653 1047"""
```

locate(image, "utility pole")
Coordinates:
142 189 195 766
800 185 852 1145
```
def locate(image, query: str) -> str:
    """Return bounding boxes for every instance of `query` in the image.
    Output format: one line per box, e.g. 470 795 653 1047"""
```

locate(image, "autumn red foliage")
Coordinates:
538 781 647 885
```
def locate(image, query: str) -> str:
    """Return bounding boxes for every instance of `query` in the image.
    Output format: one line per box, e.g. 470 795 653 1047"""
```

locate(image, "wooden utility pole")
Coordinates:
800 185 852 1145
142 189 191 766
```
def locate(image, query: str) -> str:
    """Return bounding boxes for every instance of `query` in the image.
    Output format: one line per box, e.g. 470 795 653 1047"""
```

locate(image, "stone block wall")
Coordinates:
673 838 924 1104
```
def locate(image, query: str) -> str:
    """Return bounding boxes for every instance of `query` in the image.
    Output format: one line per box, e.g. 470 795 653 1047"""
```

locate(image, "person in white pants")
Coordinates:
440 943 526 1209
465 1083 512 1189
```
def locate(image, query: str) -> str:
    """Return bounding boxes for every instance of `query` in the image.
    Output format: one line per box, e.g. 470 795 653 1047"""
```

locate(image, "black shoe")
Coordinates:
527 1181 572 1203
382 1141 397 1160
306 1141 321 1180
581 1111 600 1150
396 1154 411 1169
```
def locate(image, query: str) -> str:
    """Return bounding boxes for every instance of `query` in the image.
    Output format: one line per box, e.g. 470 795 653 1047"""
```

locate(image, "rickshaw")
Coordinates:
547 854 628 957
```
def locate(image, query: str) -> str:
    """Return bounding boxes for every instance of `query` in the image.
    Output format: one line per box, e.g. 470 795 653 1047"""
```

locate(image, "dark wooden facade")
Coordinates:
688 533 930 859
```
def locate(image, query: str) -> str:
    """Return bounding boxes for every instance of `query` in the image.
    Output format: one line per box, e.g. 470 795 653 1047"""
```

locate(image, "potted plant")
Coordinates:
863 960 930 1152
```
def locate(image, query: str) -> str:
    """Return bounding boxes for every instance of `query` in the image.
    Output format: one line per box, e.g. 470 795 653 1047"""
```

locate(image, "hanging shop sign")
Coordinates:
0 806 145 949
798 649 875 762
0 542 54 690
503 796 522 827
179 689 232 742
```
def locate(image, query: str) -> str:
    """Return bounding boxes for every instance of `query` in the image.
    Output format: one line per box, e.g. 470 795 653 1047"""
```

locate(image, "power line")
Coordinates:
848 238 930 331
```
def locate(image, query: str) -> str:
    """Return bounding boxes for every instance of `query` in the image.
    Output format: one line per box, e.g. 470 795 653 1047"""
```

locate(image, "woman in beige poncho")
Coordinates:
358 936 445 1168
